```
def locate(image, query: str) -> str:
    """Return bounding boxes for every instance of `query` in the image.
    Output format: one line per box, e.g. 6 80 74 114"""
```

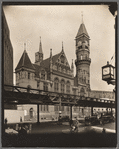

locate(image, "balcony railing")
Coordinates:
75 57 91 63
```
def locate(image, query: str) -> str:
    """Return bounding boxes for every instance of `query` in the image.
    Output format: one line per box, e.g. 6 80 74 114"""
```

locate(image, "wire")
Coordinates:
109 53 115 64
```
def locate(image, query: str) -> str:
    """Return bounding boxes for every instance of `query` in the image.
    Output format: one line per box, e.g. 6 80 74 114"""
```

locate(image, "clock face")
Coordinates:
103 67 109 75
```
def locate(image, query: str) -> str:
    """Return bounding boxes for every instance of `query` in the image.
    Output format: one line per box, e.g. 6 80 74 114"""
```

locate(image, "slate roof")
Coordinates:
40 52 61 70
32 52 61 77
15 50 35 70
76 23 89 38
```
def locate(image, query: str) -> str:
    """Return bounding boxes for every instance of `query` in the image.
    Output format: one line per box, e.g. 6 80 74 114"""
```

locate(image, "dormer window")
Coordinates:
61 55 65 63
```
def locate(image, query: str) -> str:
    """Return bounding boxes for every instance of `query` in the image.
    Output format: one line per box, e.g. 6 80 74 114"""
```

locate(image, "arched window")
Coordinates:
66 81 70 93
41 70 45 80
61 79 65 93
54 78 59 92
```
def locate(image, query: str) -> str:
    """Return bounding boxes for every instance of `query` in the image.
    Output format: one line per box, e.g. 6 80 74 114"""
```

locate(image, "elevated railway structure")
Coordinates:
3 85 115 123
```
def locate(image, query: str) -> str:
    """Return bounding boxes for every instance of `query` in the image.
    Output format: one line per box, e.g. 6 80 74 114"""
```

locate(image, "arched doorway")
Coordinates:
29 108 33 119
80 88 85 96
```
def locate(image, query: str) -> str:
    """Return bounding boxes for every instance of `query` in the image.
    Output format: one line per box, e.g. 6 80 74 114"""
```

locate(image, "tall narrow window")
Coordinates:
37 82 39 88
61 80 65 93
41 70 45 80
43 83 48 91
66 81 70 93
28 72 30 79
73 89 76 95
81 55 82 60
54 78 59 92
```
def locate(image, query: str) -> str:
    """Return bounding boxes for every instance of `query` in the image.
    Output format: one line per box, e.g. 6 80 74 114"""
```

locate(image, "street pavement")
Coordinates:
31 121 115 134
3 121 117 147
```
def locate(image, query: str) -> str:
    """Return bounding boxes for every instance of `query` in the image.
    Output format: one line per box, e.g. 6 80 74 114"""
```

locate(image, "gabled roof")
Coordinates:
15 50 35 70
40 52 61 70
76 23 89 38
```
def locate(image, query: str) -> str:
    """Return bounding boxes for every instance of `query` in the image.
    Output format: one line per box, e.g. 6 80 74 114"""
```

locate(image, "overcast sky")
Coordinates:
3 5 115 91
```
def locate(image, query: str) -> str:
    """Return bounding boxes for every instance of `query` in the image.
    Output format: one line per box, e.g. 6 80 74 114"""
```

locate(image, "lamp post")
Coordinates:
102 61 115 85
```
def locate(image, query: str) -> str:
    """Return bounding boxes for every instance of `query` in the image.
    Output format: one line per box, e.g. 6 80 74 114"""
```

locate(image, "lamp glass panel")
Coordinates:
103 67 109 75
111 67 114 75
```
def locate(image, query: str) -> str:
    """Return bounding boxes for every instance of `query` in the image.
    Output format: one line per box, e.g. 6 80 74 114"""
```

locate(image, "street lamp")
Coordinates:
102 61 115 85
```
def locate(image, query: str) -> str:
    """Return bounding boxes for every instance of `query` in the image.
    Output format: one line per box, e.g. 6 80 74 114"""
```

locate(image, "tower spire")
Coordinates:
50 48 52 58
62 41 64 51
24 43 26 52
39 36 43 54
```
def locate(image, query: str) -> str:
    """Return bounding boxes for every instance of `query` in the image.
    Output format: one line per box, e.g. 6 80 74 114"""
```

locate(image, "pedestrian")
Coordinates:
72 117 79 132
5 118 8 124
102 128 106 133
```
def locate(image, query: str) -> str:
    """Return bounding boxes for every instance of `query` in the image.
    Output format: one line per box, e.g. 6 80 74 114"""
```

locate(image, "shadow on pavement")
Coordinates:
2 130 117 147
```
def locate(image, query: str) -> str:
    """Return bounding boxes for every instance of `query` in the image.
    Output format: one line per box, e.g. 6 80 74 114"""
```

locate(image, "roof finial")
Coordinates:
39 36 43 53
81 11 83 24
24 43 26 52
62 41 64 51
50 48 52 58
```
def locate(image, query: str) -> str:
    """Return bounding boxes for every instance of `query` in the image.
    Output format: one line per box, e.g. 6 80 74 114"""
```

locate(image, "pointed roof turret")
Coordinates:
39 36 43 54
76 14 89 39
15 44 35 70
76 23 89 38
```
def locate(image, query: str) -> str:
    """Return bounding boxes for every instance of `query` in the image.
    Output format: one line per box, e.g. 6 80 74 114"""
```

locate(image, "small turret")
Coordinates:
71 59 74 77
35 36 43 65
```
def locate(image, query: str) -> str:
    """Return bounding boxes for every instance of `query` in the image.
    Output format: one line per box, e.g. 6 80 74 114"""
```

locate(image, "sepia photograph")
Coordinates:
2 2 117 147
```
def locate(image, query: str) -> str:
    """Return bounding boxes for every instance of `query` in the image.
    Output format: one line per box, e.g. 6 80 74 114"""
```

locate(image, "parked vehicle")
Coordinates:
85 112 115 126
99 112 115 125
85 115 100 126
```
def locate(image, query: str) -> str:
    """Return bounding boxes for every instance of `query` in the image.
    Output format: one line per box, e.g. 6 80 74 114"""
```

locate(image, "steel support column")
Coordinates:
107 108 108 114
91 106 93 116
37 104 40 124
59 96 62 111
111 107 112 114
70 105 72 120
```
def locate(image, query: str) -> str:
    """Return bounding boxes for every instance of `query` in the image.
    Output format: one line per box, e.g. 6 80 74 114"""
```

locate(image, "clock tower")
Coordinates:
75 21 91 96
35 37 43 65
